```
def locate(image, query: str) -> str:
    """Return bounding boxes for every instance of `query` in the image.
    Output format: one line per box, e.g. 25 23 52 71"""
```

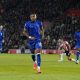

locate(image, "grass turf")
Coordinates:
0 54 80 80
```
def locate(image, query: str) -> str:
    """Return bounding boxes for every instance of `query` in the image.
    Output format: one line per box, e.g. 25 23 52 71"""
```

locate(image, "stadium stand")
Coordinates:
0 0 80 50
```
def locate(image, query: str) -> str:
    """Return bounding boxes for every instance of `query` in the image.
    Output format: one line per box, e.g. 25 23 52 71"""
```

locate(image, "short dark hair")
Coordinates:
30 12 37 15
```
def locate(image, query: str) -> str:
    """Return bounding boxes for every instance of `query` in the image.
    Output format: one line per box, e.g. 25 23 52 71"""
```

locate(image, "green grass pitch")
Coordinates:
0 54 80 80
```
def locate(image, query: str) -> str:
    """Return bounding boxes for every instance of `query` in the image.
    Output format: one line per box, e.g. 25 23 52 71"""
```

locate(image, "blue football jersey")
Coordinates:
75 31 80 46
0 31 4 42
24 20 42 42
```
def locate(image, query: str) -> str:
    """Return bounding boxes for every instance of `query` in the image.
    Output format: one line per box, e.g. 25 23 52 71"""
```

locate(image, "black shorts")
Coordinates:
65 50 71 57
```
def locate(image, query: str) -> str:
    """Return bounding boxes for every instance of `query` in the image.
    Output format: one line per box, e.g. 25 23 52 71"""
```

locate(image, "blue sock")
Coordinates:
37 54 41 67
76 51 80 61
32 54 36 62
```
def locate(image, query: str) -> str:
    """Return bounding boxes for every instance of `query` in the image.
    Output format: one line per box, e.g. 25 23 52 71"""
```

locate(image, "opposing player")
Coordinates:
58 39 72 61
0 25 4 53
23 13 44 73
75 31 80 64
57 39 64 61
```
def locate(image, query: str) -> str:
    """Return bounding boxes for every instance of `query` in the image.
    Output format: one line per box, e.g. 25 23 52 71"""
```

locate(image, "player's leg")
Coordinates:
65 51 72 61
58 49 64 62
58 53 64 62
28 42 37 69
31 51 36 63
76 48 80 64
35 41 42 73
31 50 37 70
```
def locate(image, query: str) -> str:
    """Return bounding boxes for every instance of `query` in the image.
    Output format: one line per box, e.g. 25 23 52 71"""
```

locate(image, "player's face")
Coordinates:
30 14 37 21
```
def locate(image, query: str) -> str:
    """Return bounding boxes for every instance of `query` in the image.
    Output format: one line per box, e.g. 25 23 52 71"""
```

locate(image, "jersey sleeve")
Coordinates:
65 41 69 45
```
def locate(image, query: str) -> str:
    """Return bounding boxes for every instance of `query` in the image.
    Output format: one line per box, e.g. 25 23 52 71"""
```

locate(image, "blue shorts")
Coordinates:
28 41 42 51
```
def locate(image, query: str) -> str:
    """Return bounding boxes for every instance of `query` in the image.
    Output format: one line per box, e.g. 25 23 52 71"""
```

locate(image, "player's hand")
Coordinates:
29 36 35 40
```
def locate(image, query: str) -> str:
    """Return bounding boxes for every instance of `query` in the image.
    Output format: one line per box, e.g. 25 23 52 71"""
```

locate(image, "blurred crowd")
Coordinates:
0 0 80 50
